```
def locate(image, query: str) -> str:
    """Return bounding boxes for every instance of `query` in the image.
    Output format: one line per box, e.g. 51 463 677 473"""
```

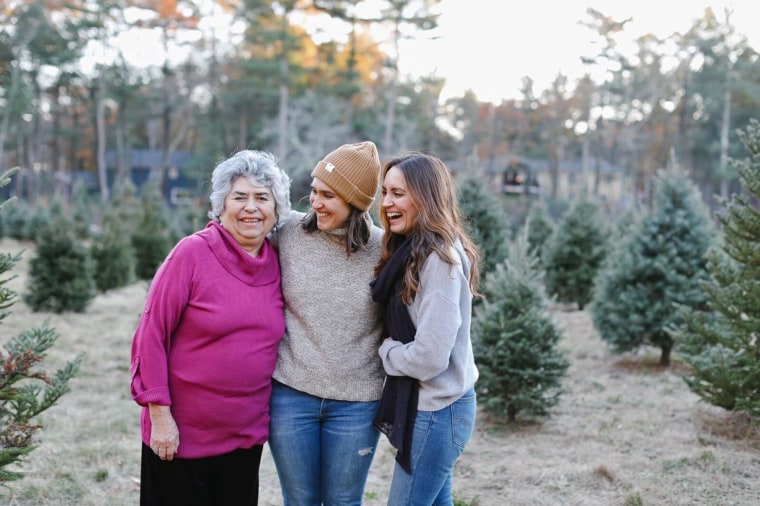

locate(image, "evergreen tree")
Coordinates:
90 206 135 293
110 177 141 239
24 214 96 313
4 200 31 241
674 119 760 416
542 194 607 309
0 167 82 481
458 174 509 278
609 207 641 244
472 232 569 422
105 177 143 281
70 179 92 240
27 199 58 243
522 201 554 267
591 167 715 366
168 199 207 241
132 178 173 280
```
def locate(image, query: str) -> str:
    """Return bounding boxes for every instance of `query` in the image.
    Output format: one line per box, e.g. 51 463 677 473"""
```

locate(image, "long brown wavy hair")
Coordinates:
374 153 481 303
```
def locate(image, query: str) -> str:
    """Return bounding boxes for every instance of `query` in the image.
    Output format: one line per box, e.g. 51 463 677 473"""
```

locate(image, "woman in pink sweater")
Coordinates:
130 150 291 506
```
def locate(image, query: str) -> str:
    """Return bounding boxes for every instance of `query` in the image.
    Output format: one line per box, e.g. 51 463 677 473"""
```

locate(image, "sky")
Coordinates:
103 1 760 104
395 0 760 102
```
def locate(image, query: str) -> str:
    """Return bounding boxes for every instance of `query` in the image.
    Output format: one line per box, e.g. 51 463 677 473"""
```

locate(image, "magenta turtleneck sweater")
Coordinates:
130 221 285 459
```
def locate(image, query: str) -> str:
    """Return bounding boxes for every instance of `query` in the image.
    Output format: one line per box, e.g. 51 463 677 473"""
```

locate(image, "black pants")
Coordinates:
140 443 263 506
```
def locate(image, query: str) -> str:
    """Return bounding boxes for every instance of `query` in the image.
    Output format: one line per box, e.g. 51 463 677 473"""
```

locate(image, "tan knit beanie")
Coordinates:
310 141 381 212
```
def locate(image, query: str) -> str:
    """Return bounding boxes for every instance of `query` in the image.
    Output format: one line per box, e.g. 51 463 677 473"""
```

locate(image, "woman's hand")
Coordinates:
148 403 180 461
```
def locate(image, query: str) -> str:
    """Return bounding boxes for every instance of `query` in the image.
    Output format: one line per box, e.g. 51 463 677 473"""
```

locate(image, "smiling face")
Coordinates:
381 166 419 236
220 176 276 255
309 177 352 231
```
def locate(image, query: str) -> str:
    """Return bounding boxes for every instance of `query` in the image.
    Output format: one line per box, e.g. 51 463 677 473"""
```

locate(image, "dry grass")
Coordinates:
0 237 758 505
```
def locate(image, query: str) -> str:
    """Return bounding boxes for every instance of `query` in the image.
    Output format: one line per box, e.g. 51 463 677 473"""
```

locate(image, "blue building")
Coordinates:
55 149 202 207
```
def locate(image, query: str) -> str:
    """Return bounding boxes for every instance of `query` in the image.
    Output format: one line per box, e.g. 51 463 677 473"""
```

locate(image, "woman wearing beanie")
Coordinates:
269 141 385 505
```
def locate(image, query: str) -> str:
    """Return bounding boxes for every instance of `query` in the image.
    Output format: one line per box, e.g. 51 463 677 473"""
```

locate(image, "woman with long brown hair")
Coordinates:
372 152 481 505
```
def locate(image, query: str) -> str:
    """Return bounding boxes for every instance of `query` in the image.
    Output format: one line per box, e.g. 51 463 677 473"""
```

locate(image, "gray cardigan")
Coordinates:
273 212 385 402
378 241 479 411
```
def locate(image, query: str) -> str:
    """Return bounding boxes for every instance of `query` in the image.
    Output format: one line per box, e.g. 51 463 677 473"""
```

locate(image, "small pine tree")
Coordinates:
110 177 142 239
674 119 760 417
24 215 96 313
472 232 569 422
458 174 510 278
0 167 82 481
4 199 30 241
542 194 607 309
169 200 206 241
90 208 136 292
132 177 173 280
70 179 92 240
26 204 53 243
608 207 641 244
522 201 554 267
591 167 715 366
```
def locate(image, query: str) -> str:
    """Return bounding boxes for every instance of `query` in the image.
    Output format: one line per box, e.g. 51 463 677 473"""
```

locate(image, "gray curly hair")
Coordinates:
208 150 292 227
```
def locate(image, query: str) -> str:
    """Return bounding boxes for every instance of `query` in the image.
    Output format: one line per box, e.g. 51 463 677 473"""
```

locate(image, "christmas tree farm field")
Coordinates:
0 237 758 505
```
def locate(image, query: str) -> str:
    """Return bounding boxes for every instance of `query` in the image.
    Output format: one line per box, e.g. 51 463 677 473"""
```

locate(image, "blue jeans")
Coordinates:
387 390 477 506
268 381 380 506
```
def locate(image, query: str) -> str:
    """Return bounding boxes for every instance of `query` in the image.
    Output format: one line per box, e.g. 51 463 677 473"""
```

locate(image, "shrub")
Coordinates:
542 194 607 309
4 199 31 241
70 179 93 240
458 174 510 278
591 167 714 366
674 119 760 417
472 233 568 422
26 200 61 243
0 167 82 481
24 216 96 313
132 177 172 280
90 212 135 292
522 201 554 267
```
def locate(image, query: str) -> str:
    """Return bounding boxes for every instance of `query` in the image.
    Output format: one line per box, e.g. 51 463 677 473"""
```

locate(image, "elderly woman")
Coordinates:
130 150 291 506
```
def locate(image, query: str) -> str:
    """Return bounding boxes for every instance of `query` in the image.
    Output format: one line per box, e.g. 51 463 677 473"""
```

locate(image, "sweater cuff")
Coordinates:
133 386 172 407
379 338 404 376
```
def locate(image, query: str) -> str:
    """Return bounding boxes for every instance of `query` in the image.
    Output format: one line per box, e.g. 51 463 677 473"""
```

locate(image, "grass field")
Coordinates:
0 237 758 505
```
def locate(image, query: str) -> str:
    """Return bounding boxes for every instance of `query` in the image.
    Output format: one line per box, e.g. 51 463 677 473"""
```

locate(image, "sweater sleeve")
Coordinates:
379 253 463 381
130 239 194 407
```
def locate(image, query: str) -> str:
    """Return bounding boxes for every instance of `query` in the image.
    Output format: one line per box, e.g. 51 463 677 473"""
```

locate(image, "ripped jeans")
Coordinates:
268 380 380 506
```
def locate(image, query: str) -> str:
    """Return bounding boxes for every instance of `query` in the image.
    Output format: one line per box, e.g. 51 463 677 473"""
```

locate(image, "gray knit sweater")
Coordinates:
378 241 479 411
273 212 385 401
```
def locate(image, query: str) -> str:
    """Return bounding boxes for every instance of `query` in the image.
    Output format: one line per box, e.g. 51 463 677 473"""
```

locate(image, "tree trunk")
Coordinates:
278 74 289 160
508 403 517 423
0 61 21 171
96 70 109 202
659 346 671 367
383 21 401 152
581 131 590 194
384 77 398 152
719 68 732 199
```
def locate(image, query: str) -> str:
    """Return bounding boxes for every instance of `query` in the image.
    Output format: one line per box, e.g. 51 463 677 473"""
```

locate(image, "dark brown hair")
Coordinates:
375 153 481 303
301 206 372 257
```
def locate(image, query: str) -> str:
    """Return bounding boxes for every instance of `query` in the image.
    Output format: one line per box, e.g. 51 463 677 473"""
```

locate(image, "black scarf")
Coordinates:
370 236 418 474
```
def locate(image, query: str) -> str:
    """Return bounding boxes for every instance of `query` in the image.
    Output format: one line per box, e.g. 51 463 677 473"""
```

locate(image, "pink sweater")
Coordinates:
130 221 285 459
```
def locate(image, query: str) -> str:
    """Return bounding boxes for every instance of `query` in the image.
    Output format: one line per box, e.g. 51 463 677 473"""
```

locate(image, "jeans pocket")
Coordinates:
450 392 476 448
